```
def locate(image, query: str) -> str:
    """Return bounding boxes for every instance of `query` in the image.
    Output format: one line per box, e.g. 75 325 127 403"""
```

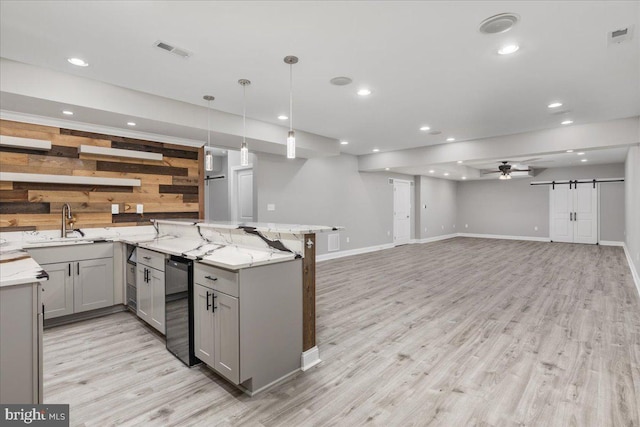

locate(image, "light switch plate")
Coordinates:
111 204 119 214
136 204 143 214
267 203 275 211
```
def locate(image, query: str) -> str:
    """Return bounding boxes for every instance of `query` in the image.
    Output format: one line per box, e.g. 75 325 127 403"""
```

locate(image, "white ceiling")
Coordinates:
1 1 638 158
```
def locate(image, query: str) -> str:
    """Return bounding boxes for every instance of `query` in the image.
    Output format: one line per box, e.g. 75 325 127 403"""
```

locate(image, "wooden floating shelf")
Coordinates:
0 135 52 151
78 144 163 161
0 172 141 187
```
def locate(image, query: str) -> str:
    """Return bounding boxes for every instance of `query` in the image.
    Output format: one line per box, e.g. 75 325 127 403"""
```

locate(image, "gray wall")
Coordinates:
255 153 414 255
415 176 458 239
456 163 626 241
626 146 640 278
206 154 230 221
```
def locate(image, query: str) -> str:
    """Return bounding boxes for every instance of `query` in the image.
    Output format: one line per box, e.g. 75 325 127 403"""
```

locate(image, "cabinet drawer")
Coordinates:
137 248 166 272
194 263 238 297
126 263 136 286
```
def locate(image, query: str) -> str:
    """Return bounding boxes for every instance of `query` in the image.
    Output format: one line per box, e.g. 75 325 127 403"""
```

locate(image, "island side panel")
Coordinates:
303 233 316 351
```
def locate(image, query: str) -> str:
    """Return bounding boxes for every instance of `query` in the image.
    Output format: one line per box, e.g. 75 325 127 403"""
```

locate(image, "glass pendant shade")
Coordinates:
287 130 296 159
499 174 507 180
205 151 214 171
240 142 249 166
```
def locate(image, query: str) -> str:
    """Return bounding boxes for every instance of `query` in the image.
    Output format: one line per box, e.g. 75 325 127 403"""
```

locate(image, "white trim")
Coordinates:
599 240 625 247
0 135 51 151
411 234 458 244
238 368 301 397
457 233 551 242
316 243 395 262
78 144 163 161
623 243 640 298
0 172 140 187
1 110 204 148
300 346 321 371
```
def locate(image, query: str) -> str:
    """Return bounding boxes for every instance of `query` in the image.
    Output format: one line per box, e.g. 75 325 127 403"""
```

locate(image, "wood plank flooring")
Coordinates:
43 237 640 426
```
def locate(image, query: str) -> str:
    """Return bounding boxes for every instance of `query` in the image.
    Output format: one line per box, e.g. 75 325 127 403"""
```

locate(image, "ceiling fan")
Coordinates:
484 161 532 180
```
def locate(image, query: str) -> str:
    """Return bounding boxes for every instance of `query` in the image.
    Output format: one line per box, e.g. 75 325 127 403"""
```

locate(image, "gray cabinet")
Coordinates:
194 260 302 394
28 243 114 320
193 281 240 384
0 282 43 404
136 248 166 334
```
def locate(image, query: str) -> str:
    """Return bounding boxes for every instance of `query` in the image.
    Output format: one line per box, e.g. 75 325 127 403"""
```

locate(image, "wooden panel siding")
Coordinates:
0 120 203 230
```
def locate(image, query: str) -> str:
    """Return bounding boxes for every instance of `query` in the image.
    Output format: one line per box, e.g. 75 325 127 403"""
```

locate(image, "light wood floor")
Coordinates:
44 238 640 426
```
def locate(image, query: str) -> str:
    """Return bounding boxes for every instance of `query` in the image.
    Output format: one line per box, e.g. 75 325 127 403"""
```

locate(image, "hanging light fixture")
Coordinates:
238 79 251 167
284 55 298 159
203 95 215 172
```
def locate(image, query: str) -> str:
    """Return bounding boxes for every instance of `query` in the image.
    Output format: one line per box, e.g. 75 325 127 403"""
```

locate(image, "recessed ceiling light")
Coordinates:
67 57 89 67
577 152 585 156
561 120 574 125
444 172 450 176
446 137 456 142
548 102 563 109
357 89 372 96
479 13 520 34
462 176 467 180
127 122 136 126
566 149 574 153
420 126 431 131
278 115 288 120
62 110 74 116
457 160 463 164
581 159 588 162
372 148 380 152
340 140 349 145
384 168 390 171
498 44 520 55
429 170 435 174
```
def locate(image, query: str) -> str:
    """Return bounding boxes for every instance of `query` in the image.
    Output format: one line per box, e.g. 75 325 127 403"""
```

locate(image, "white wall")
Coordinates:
415 176 458 239
456 164 626 241
625 145 640 282
255 153 414 255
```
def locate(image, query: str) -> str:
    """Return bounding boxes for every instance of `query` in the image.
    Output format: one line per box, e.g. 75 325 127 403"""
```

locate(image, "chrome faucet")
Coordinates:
61 203 73 238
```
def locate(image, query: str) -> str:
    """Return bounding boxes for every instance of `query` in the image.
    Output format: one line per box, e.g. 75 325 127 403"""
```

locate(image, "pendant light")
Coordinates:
203 95 215 172
284 55 298 159
238 79 251 167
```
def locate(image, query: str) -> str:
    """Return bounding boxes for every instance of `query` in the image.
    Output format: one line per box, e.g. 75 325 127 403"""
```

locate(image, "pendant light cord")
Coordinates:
243 84 246 144
206 100 211 148
289 63 293 132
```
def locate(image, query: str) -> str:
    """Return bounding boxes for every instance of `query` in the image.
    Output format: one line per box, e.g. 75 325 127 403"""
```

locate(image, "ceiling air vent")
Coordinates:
608 26 634 45
154 40 192 58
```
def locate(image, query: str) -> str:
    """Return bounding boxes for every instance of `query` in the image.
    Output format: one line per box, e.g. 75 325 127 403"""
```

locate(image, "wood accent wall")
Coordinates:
0 120 203 231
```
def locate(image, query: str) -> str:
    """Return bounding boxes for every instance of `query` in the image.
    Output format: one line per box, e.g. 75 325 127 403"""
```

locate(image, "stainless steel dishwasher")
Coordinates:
165 256 198 366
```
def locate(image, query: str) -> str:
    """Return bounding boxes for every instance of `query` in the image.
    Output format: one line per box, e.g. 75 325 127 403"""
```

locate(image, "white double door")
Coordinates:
549 184 598 244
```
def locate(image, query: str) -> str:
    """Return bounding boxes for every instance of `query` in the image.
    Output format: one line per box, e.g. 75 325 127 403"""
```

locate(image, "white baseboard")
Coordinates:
300 346 322 371
411 234 458 244
317 243 395 262
457 233 551 242
239 368 301 397
599 240 625 246
623 243 640 298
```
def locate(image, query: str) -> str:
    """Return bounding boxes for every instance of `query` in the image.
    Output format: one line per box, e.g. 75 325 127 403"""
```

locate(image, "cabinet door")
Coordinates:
136 265 151 323
75 258 114 313
193 283 215 367
41 262 74 319
149 269 165 334
214 291 239 384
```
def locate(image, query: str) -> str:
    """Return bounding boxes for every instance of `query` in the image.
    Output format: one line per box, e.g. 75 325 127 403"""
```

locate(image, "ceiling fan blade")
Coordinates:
511 168 532 172
482 171 502 174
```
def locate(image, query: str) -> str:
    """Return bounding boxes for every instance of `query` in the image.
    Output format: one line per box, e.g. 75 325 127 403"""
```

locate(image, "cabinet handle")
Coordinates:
42 304 45 324
574 212 577 221
205 275 218 281
77 263 80 276
143 256 151 260
145 268 149 283
68 263 71 277
206 291 212 311
212 294 217 313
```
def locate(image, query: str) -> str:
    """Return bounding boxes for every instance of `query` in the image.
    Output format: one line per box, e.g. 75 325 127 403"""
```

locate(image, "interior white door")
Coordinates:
393 180 411 245
235 168 253 222
549 186 573 243
573 183 598 244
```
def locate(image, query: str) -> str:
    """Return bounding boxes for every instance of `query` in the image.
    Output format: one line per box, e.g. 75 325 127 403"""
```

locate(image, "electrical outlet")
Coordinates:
441 225 444 230
267 203 275 211
111 204 119 214
346 237 350 243
534 226 538 231
453 224 456 228
387 230 391 236
465 224 468 228
424 227 427 232
136 204 143 214
423 204 427 209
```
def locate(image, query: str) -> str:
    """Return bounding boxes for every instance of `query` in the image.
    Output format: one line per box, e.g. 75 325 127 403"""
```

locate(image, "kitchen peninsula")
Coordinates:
0 220 340 400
